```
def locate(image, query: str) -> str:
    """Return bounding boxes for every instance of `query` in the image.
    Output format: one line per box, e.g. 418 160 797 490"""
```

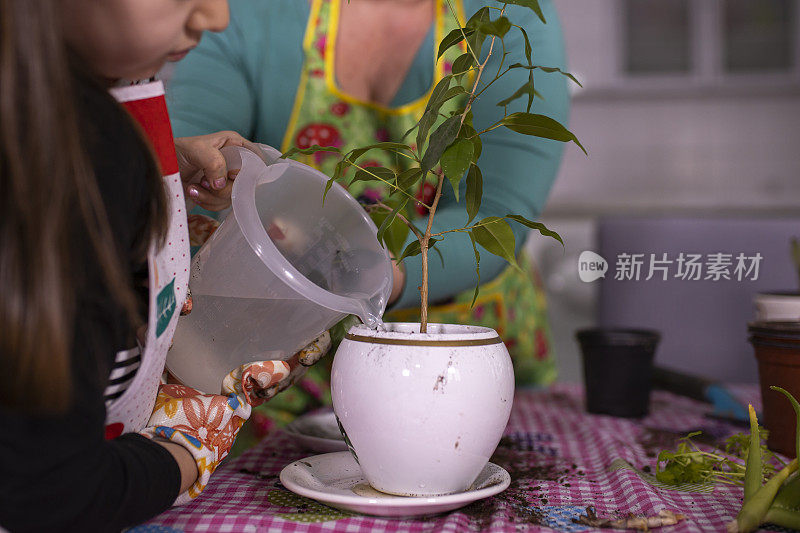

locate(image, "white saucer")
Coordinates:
284 411 349 453
279 452 510 517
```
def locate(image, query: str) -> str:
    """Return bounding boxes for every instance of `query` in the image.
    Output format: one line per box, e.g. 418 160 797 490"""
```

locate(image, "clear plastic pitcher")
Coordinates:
167 146 393 393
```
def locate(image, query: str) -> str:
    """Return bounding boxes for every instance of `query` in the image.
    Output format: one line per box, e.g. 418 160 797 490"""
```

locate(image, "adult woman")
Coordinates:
168 0 570 424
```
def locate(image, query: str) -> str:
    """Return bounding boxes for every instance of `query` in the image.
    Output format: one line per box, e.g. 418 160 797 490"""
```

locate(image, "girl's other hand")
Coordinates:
175 131 260 211
222 331 332 407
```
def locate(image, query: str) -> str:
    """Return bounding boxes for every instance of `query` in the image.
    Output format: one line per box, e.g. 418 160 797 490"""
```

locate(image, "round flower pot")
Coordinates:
331 323 514 496
754 292 800 322
576 328 660 418
749 321 800 458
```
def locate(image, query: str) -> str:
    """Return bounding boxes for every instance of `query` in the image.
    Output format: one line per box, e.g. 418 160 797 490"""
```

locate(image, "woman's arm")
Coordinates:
394 0 570 309
166 8 256 139
167 0 307 145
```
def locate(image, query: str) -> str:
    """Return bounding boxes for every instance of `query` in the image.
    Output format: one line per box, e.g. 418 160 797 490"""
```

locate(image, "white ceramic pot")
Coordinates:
755 292 800 322
331 322 514 496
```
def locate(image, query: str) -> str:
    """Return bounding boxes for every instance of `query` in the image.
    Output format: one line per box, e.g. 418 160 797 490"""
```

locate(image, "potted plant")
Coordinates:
754 238 800 322
283 0 584 496
749 238 800 457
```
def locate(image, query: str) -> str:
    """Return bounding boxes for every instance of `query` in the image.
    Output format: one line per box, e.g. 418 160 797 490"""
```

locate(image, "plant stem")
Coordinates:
420 173 445 333
418 5 503 331
369 202 425 242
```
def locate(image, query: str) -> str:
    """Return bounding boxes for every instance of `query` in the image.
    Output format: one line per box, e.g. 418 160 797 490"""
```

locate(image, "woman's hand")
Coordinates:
175 131 260 212
389 259 406 305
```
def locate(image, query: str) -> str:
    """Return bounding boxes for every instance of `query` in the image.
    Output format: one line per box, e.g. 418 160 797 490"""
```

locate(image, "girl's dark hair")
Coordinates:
0 0 169 412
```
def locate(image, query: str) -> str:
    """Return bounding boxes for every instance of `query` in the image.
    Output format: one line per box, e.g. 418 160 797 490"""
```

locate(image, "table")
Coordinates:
134 384 778 532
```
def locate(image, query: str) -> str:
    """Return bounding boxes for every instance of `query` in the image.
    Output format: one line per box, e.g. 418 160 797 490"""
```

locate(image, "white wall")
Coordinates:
537 0 800 382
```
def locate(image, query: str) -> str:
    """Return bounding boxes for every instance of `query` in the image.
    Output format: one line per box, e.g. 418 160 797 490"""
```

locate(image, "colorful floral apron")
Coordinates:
235 0 556 451
104 82 190 437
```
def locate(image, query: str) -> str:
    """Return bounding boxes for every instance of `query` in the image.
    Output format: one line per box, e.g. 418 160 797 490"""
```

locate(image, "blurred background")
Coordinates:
160 0 800 385
527 0 800 383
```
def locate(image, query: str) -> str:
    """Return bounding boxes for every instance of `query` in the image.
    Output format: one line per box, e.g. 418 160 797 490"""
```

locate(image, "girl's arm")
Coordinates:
0 78 189 532
158 440 200 493
0 321 183 532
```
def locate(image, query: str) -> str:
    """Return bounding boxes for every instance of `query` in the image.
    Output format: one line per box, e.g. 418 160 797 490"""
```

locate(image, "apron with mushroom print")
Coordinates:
238 0 556 449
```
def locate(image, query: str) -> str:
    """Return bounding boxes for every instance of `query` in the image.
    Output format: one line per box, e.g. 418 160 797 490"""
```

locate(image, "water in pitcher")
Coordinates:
169 246 387 392
170 294 385 392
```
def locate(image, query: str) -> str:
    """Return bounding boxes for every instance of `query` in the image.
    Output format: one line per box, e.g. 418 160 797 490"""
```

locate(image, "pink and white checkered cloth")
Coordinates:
136 384 783 533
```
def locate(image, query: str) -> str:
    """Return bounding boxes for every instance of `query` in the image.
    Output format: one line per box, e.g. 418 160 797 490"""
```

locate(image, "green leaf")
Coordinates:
421 116 462 173
345 142 415 165
397 238 440 265
440 139 473 201
376 198 409 248
465 164 482 223
371 208 410 259
536 66 583 87
332 159 347 181
519 26 533 67
415 111 437 154
281 146 341 158
430 239 445 268
505 214 563 246
465 7 490 55
458 123 481 161
452 53 474 79
501 112 587 154
500 0 546 24
744 404 762 503
438 27 475 59
417 77 452 149
424 76 453 115
402 122 419 141
396 240 422 264
508 63 583 87
395 167 424 192
441 85 468 106
351 166 395 184
397 237 444 267
323 176 337 203
479 16 511 38
496 81 543 109
467 231 482 306
472 216 518 268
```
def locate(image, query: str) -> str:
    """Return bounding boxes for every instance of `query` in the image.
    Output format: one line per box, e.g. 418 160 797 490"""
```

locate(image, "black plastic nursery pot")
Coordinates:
576 328 661 418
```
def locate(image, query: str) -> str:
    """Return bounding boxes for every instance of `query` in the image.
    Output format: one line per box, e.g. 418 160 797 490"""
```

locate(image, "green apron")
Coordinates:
236 0 556 453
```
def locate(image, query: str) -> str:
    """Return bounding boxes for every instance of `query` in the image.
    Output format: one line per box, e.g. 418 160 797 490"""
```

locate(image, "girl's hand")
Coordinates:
141 383 252 504
144 335 331 505
175 131 261 212
222 331 332 407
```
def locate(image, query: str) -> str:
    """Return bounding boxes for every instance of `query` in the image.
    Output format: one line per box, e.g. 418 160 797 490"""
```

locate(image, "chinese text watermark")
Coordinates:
579 252 762 282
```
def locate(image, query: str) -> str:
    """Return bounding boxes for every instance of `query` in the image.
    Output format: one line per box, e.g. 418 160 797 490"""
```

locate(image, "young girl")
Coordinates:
0 1 328 530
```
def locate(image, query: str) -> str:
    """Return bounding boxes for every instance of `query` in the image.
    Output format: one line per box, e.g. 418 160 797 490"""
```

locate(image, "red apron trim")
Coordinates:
118 94 179 176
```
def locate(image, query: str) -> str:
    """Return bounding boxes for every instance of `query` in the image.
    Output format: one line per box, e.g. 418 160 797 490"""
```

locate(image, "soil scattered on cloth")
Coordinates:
455 434 594 528
458 488 546 529
637 427 717 459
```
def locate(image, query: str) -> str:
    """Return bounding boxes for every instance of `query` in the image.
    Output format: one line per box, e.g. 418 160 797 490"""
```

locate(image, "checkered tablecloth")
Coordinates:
135 384 779 533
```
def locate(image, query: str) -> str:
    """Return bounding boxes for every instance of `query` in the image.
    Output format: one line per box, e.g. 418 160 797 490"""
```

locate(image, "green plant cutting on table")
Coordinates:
656 388 800 532
282 0 585 332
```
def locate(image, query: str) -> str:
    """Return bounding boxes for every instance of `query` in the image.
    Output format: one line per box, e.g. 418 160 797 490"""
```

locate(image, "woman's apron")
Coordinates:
234 0 556 450
103 82 190 437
